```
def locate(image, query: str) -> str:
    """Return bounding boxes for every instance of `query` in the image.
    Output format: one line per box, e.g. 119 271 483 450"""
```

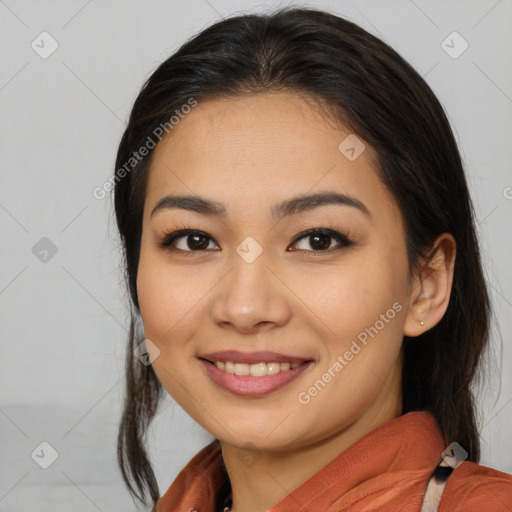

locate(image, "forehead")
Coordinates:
145 91 399 226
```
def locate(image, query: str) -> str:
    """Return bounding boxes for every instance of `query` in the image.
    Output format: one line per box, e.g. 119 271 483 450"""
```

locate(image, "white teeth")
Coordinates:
249 362 267 377
234 363 250 376
267 362 281 375
214 360 303 376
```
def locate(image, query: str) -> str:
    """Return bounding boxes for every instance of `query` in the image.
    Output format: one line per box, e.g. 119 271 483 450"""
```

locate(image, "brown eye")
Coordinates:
158 230 219 252
184 234 210 250
289 228 353 254
307 233 332 250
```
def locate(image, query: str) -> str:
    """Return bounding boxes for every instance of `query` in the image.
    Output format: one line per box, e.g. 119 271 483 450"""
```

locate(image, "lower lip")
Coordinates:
199 359 314 397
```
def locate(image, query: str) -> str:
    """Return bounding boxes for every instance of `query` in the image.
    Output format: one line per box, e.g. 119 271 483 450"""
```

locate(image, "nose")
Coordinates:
210 252 292 334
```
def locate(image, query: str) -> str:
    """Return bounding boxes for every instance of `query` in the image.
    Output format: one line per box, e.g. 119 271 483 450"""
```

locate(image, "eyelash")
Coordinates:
157 226 355 257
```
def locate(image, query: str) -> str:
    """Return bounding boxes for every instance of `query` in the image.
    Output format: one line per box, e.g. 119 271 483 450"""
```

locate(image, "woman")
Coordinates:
114 6 512 511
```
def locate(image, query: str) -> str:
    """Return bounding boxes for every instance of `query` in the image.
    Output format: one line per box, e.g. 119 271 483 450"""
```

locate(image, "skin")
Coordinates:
136 91 456 512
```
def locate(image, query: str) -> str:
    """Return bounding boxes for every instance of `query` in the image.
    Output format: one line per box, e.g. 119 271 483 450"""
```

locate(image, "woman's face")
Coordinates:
137 91 414 451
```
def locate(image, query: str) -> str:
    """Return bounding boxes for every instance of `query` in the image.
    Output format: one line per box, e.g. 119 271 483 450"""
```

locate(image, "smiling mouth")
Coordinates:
199 358 313 377
198 356 315 397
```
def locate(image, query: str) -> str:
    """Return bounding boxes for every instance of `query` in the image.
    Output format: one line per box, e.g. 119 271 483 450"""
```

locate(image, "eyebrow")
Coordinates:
150 191 373 222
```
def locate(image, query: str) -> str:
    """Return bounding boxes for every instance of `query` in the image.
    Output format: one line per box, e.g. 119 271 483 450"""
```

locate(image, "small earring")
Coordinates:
419 320 425 326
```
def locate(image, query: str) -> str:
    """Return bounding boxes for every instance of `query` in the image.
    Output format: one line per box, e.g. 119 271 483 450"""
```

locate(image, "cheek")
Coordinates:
136 245 223 352
288 256 401 345
136 249 202 406
136 244 193 343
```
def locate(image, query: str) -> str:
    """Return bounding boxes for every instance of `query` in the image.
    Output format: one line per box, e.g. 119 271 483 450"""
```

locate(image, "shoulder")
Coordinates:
440 460 512 511
153 440 224 512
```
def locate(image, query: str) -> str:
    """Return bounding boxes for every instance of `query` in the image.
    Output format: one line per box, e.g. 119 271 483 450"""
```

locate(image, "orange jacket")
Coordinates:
154 411 512 511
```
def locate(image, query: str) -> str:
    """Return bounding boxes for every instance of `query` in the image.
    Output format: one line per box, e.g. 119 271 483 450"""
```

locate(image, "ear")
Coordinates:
404 233 456 337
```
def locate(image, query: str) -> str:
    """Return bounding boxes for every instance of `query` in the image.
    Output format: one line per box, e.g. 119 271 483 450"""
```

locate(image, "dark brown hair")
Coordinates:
114 6 492 509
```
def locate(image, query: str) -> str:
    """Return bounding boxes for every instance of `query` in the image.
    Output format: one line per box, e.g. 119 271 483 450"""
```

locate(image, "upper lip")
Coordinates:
198 350 313 365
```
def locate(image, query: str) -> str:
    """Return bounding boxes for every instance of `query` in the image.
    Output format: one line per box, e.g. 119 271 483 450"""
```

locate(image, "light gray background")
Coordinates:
1 1 511 511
